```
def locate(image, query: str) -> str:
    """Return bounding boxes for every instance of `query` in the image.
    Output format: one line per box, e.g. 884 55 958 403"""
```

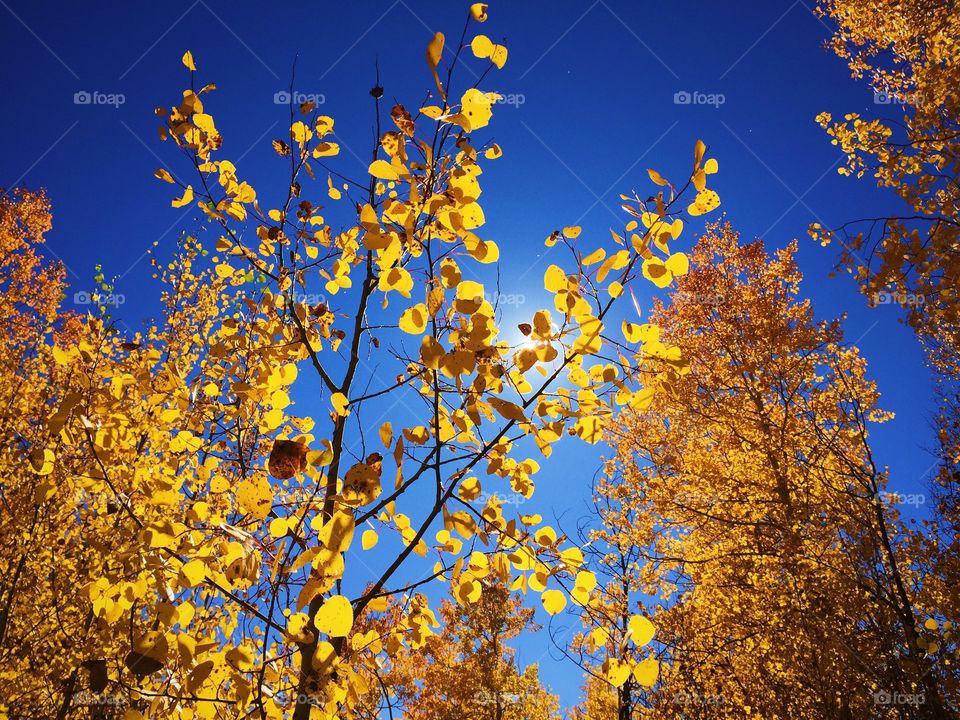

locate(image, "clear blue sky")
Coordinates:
0 0 937 711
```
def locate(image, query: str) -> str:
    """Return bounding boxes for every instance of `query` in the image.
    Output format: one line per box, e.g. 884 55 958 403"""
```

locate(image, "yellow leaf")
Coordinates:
604 658 632 687
542 589 567 615
171 185 194 209
193 113 216 134
331 392 350 417
236 476 273 520
664 252 689 276
471 34 494 59
694 139 706 167
642 258 672 288
633 658 660 687
647 168 669 186
368 159 399 181
29 448 55 476
426 32 445 97
687 188 720 217
399 303 429 334
459 476 482 501
312 142 339 159
314 595 354 637
631 386 656 411
622 321 643 343
563 226 581 239
544 264 567 293
470 3 488 21
703 157 719 174
468 34 506 68
182 50 196 71
379 421 393 448
484 143 502 159
225 646 253 671
488 42 508 68
458 578 482 604
271 389 290 410
575 570 597 592
327 176 341 200
455 88 495 131
426 32 444 71
590 626 611 648
629 614 655 646
269 517 288 538
575 415 603 443
154 168 174 183
489 397 526 422
460 201 486 229
362 529 378 550
457 280 485 302
180 559 206 588
582 248 606 266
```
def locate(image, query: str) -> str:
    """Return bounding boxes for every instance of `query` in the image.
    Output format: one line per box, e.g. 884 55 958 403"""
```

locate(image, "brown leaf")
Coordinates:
81 659 108 692
268 439 308 480
124 650 163 679
391 104 415 137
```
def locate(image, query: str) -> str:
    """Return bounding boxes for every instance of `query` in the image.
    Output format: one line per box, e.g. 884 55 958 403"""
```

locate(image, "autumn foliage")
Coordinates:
588 224 957 717
1 2 958 719
812 0 960 385
0 3 726 718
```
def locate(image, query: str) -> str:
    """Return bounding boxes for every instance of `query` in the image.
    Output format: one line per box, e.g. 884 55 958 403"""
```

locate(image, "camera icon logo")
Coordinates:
74 91 92 105
674 90 692 105
73 291 91 305
872 689 892 704
274 90 291 104
874 91 892 104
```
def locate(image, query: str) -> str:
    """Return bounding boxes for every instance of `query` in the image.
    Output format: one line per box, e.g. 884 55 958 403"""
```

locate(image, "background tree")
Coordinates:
0 188 120 718
567 674 621 720
594 222 956 718
384 566 560 720
561 495 657 720
812 0 960 381
814 4 960 697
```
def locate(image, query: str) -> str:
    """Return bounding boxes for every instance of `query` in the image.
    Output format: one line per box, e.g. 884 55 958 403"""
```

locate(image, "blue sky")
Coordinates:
0 0 939 711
